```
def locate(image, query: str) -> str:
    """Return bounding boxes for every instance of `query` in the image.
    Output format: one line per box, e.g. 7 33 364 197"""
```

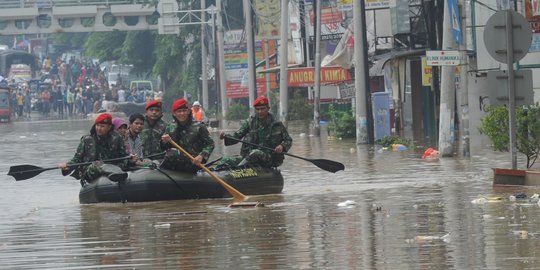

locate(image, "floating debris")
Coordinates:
337 200 356 207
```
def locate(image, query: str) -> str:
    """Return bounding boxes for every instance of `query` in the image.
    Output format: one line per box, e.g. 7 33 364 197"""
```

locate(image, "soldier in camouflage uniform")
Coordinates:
160 99 215 173
219 96 292 167
139 100 167 159
58 113 137 185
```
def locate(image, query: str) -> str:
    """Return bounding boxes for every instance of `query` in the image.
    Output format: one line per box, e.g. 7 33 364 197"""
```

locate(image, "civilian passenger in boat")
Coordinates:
160 99 215 173
126 113 145 159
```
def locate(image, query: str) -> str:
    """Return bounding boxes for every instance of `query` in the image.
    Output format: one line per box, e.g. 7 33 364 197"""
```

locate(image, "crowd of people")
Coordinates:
58 97 293 186
6 55 156 120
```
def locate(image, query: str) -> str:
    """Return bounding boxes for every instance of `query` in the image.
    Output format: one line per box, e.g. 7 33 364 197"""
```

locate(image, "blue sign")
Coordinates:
447 0 462 44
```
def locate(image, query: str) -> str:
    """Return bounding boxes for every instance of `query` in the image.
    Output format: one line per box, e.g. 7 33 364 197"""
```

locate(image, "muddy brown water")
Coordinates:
1 118 539 269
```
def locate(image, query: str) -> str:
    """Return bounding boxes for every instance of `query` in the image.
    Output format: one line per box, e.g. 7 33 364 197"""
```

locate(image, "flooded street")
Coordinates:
1 118 540 269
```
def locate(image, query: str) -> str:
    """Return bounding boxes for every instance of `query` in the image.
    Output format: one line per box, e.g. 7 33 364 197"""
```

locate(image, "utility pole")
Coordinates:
201 0 208 109
438 0 457 156
244 0 257 115
216 0 228 117
265 40 271 106
353 0 370 143
458 0 469 157
310 0 321 136
279 0 289 124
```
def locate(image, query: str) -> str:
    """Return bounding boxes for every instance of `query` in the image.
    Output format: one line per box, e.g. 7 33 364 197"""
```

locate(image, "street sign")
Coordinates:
426 50 460 66
484 10 532 64
487 70 533 107
447 0 462 44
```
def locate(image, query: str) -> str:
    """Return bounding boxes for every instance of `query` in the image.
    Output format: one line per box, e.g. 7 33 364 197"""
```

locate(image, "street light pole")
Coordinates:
201 0 208 109
279 0 289 124
244 0 257 115
216 0 228 117
311 0 322 136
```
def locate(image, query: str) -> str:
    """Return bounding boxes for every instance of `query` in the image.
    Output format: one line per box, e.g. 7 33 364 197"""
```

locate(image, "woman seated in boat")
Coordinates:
218 96 292 168
160 99 215 173
58 113 138 185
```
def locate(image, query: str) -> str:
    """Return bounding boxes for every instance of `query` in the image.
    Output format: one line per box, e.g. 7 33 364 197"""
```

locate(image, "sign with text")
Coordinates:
339 82 355 98
288 67 353 87
421 57 432 86
426 50 460 66
526 0 540 32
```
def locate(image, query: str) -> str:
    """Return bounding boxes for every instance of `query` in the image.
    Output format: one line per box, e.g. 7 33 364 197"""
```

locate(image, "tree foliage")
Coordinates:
119 31 156 76
479 104 540 168
51 33 88 49
84 31 126 62
327 105 355 138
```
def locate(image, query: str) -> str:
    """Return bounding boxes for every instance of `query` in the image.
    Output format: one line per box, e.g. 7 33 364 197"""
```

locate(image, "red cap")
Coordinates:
145 100 162 110
172 98 189 111
253 96 269 107
95 113 113 125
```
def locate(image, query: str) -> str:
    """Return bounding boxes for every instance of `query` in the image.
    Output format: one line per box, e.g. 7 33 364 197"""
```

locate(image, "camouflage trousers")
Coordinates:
160 149 200 173
80 163 124 184
215 149 271 167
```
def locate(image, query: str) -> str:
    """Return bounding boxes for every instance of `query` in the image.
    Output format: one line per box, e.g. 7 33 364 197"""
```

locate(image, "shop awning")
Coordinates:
257 64 302 74
369 49 426 76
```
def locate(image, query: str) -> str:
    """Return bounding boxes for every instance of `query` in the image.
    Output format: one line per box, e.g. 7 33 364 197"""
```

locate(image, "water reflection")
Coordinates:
1 119 540 268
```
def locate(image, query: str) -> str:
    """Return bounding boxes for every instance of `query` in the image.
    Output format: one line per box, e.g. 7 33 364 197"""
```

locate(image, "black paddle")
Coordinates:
8 152 166 181
224 136 345 173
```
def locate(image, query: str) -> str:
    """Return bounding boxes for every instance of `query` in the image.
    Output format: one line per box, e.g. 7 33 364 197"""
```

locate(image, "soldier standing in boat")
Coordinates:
140 100 167 160
219 96 293 167
58 113 138 185
160 99 215 173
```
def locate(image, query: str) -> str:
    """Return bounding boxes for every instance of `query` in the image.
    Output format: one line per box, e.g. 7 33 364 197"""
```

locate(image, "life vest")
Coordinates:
192 108 203 122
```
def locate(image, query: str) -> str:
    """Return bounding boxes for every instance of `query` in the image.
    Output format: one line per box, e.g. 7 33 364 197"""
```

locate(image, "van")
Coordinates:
107 64 133 88
129 80 154 99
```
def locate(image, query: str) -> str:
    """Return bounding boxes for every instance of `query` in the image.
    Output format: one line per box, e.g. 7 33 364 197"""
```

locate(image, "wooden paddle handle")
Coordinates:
168 141 247 202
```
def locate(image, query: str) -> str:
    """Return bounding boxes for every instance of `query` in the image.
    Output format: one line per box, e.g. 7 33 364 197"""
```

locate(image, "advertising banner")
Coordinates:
224 30 277 98
288 67 352 87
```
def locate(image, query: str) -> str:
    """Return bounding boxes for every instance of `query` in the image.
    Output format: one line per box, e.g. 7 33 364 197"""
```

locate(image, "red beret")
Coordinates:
253 96 269 107
172 98 189 111
145 100 162 110
95 113 112 125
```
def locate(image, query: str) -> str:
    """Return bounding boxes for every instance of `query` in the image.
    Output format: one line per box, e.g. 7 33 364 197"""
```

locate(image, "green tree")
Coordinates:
119 31 156 76
153 22 201 107
84 31 126 62
51 33 88 50
479 104 540 168
327 105 355 138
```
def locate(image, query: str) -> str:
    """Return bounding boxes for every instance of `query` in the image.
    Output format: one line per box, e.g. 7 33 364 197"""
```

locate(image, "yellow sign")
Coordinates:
230 168 258 179
421 57 432 86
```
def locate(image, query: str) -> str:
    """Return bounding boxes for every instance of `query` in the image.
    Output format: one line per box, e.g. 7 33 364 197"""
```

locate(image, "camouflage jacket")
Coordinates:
162 119 215 160
228 113 292 162
140 116 167 158
68 131 129 177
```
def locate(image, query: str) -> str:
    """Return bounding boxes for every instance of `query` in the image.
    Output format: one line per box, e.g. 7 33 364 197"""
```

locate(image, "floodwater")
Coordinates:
1 117 540 269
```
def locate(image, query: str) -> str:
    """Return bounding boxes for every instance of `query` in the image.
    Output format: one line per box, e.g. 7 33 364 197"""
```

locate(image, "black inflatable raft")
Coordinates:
79 166 284 203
